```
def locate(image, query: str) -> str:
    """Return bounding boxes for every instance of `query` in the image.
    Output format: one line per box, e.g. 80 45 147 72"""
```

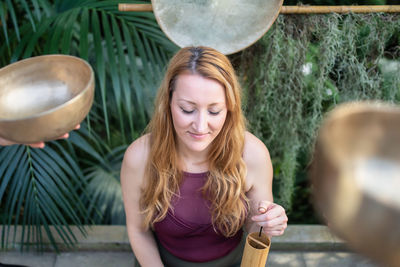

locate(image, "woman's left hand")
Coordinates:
251 200 288 237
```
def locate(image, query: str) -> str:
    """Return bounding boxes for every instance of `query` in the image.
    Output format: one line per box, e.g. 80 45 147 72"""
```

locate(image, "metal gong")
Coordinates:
151 0 283 55
0 55 94 144
311 102 400 267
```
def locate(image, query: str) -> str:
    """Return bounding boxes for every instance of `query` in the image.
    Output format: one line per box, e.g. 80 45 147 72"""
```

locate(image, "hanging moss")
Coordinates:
232 13 400 222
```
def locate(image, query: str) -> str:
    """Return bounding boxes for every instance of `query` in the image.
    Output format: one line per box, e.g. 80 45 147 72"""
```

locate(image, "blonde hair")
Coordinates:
140 46 248 237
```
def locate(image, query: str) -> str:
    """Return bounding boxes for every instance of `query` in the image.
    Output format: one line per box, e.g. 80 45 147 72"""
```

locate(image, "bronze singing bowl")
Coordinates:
0 55 94 144
152 0 283 55
311 102 400 267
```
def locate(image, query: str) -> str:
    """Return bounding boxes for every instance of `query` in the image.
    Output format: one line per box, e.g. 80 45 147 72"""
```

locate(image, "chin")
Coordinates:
187 143 211 153
183 139 213 153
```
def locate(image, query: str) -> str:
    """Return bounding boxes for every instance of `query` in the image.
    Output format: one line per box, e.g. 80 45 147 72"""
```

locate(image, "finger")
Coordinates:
258 200 273 214
28 142 45 148
0 138 14 146
258 206 267 214
258 216 288 229
254 213 288 229
252 205 283 222
56 133 69 140
263 229 286 237
262 222 287 234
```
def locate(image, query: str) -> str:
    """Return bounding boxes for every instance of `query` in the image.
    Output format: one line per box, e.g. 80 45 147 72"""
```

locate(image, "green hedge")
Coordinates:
234 13 400 223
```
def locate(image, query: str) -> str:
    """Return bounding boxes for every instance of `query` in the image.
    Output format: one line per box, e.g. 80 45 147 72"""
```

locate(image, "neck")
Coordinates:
177 145 209 173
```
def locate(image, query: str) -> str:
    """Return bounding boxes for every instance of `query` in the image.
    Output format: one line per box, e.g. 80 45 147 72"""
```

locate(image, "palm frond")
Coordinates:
0 144 88 251
0 0 178 251
67 128 126 225
0 0 52 46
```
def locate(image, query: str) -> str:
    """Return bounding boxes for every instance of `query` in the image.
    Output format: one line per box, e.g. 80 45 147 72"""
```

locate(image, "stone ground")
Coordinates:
0 250 379 267
0 225 381 267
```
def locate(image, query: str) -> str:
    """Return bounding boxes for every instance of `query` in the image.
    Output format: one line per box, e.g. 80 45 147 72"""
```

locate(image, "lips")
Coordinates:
188 132 208 139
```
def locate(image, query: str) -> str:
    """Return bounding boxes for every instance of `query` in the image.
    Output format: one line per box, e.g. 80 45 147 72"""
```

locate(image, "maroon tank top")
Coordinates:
153 171 243 262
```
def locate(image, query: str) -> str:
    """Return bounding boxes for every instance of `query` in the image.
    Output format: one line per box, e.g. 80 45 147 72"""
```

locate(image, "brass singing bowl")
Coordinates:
311 102 400 267
0 55 94 144
152 0 283 55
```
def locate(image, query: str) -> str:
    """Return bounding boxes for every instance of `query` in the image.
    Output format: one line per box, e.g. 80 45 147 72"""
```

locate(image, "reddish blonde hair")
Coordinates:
140 46 248 237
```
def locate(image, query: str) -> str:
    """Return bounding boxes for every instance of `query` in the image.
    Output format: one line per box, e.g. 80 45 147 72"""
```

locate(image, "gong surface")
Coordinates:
311 102 400 267
0 55 94 144
151 0 283 55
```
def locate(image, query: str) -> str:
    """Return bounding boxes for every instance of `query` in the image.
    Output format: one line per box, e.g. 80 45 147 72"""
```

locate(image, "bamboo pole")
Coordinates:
118 3 152 12
281 5 400 13
118 4 400 13
118 4 153 11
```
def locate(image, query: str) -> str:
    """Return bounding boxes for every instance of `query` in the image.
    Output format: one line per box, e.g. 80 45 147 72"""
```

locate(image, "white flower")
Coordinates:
378 58 400 74
325 89 333 96
302 62 312 76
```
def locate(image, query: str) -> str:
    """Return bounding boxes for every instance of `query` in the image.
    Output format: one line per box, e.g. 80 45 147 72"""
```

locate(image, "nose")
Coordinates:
193 110 208 133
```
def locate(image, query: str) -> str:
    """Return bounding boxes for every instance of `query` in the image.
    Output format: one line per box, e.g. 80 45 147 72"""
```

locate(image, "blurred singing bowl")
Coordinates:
152 0 283 55
311 101 400 267
0 55 94 144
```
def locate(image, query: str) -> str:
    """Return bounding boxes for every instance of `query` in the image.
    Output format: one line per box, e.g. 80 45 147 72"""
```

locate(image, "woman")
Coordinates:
121 46 287 267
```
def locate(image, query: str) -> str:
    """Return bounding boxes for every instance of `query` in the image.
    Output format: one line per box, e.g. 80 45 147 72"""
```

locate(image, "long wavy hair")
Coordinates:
140 46 248 237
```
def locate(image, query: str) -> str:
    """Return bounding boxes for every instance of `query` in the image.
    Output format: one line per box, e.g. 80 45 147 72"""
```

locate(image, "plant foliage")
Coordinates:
0 0 177 251
1 0 399 251
235 13 400 222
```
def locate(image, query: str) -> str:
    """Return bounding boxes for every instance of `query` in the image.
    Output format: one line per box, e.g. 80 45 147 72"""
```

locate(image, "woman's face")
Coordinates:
170 73 228 155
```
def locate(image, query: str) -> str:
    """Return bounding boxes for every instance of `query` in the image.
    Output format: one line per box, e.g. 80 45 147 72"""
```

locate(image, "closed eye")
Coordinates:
209 111 220 115
181 108 194 114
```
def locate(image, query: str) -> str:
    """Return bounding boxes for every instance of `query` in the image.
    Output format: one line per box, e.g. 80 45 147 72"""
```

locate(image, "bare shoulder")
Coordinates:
243 131 273 190
243 131 271 169
121 133 151 187
124 134 150 164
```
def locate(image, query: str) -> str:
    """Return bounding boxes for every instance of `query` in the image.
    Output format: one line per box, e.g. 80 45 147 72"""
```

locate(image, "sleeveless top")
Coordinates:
153 171 243 263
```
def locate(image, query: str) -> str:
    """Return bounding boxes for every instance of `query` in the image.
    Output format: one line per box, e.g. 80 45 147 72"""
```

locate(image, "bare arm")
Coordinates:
120 135 164 267
243 132 288 236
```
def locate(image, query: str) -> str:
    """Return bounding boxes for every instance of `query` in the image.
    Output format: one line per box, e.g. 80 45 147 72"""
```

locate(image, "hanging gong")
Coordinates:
151 0 283 55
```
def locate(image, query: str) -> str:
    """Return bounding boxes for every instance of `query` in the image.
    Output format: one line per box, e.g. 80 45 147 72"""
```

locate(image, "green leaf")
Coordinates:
22 17 52 58
79 7 89 60
20 0 37 32
0 146 24 200
47 12 67 53
112 15 135 137
91 8 110 141
102 10 126 142
0 2 9 45
5 0 21 41
121 21 147 126
61 8 79 54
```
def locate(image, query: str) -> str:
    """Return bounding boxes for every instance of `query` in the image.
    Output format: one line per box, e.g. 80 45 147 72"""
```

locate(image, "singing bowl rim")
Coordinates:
316 100 400 163
0 54 94 122
151 0 284 55
320 101 400 126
